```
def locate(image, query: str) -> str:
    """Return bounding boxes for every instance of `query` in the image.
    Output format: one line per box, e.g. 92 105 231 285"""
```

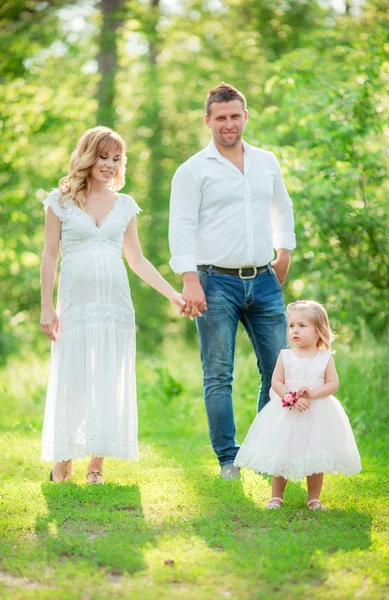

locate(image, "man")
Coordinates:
169 82 296 479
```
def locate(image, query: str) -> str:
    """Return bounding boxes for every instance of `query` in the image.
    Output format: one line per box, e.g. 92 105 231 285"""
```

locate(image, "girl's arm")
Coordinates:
271 354 288 398
40 207 61 341
299 356 339 400
122 216 186 311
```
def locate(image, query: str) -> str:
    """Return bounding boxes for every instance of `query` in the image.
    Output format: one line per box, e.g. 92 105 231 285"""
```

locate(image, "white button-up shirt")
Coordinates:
169 138 296 274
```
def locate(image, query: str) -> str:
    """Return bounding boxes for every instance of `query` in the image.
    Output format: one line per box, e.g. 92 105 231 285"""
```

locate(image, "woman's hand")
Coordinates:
40 306 59 341
169 291 187 312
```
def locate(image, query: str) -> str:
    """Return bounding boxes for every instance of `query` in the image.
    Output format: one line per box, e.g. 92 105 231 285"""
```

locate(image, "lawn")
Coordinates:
0 337 388 599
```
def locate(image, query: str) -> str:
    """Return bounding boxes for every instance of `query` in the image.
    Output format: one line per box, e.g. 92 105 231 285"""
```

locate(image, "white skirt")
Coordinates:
234 391 361 480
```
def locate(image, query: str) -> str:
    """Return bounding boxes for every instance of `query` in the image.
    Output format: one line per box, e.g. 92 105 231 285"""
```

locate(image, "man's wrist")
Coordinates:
182 271 199 284
275 248 291 262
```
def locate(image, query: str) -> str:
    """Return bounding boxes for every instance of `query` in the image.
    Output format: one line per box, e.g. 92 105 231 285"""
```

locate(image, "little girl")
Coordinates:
234 300 361 510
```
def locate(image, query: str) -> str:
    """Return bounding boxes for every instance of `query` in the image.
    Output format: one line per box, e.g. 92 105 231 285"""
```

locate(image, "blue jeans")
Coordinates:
195 266 286 466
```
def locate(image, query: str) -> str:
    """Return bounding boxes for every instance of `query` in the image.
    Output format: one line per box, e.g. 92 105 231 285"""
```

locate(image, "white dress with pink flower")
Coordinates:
234 349 361 479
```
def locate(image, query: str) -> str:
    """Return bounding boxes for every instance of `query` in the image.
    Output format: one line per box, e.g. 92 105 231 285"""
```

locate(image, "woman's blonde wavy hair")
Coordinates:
58 127 126 208
286 300 336 351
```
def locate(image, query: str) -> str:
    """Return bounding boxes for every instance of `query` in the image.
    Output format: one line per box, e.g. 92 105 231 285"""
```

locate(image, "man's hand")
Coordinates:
271 248 291 286
182 272 207 318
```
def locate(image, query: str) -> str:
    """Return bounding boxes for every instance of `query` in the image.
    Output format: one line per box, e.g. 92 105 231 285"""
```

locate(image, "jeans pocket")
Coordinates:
271 269 283 291
197 270 208 293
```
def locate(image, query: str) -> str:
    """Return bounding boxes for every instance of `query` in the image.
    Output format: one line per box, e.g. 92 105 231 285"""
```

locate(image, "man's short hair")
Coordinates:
205 82 247 116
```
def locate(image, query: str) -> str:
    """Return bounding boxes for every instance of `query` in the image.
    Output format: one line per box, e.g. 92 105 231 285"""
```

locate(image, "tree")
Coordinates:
0 0 387 365
96 0 126 128
255 1 389 336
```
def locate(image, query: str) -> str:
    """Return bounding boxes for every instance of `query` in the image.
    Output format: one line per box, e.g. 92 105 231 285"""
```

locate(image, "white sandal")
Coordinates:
307 498 326 511
266 497 283 509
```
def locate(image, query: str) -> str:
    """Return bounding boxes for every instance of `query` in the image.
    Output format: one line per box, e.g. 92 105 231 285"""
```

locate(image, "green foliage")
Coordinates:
0 0 78 81
0 0 388 363
254 10 389 336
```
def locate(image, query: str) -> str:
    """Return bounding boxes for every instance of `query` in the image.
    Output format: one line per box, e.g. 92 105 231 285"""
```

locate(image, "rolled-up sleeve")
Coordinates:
169 163 201 274
270 153 296 251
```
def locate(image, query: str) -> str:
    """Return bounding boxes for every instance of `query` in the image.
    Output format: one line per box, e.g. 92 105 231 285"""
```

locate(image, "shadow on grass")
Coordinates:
11 436 372 594
34 482 153 575
140 426 374 588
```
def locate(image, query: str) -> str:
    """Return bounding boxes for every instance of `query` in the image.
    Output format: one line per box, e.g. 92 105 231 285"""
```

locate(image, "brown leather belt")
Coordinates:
198 264 269 280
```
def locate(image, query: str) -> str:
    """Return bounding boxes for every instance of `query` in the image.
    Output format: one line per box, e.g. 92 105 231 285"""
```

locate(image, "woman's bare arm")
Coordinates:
122 216 186 310
40 207 61 341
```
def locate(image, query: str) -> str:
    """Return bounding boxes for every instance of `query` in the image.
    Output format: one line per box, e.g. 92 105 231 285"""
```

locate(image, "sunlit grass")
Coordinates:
0 338 388 599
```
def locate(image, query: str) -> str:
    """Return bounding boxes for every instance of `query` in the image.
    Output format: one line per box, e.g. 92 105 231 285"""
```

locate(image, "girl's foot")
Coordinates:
266 497 283 509
307 498 326 511
50 460 72 482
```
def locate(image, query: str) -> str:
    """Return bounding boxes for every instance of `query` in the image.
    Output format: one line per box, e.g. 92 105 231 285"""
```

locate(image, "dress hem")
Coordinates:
42 450 139 463
234 462 362 480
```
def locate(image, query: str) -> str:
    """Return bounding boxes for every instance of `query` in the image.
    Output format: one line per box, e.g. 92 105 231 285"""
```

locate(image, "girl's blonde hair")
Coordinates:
286 300 335 351
58 126 126 208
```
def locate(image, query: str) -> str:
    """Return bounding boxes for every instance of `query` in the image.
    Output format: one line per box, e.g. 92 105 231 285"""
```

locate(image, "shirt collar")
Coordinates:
205 138 252 160
204 138 224 162
204 138 253 173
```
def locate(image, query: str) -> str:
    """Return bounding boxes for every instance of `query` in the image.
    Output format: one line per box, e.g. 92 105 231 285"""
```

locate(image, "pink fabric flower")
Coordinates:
281 391 298 409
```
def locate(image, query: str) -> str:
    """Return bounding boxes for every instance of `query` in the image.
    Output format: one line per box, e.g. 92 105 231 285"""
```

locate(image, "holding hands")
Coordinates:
181 272 207 320
169 289 204 320
169 290 187 312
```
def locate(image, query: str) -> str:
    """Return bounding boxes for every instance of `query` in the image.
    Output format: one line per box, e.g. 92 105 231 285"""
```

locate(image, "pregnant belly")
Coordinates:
59 251 131 309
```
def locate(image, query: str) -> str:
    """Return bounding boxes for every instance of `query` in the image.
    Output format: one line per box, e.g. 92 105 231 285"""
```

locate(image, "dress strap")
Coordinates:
279 348 293 368
315 350 331 370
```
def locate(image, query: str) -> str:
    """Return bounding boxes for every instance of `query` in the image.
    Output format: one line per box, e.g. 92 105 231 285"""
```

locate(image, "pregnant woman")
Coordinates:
40 126 185 483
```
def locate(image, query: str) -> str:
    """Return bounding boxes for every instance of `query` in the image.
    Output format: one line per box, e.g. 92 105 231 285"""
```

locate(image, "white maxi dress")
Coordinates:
41 189 140 462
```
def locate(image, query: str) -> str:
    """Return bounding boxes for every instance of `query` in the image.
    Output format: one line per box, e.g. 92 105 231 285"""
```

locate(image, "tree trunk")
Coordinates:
145 0 163 259
96 0 125 128
136 0 167 349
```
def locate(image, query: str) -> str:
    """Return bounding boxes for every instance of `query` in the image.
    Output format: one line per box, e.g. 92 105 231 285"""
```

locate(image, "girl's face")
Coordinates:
288 311 318 350
90 145 121 185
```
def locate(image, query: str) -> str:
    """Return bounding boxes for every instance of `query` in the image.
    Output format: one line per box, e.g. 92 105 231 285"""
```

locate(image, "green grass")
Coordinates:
0 337 388 599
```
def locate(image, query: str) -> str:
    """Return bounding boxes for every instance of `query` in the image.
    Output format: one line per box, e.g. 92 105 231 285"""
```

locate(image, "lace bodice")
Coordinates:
43 189 141 257
281 349 331 389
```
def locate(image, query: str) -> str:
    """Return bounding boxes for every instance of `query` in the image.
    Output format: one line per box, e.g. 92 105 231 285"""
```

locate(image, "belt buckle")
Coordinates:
238 266 257 279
